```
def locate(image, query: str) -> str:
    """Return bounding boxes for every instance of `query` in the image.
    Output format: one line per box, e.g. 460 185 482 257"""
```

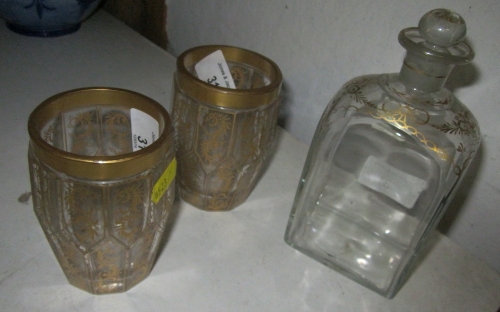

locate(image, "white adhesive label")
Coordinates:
194 50 236 89
358 156 427 209
131 108 159 152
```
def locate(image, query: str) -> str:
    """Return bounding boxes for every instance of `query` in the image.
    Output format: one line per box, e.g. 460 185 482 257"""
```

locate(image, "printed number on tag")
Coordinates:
195 50 236 89
131 108 159 152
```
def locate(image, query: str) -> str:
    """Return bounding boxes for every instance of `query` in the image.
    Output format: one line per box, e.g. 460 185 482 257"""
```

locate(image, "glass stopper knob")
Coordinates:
418 8 466 47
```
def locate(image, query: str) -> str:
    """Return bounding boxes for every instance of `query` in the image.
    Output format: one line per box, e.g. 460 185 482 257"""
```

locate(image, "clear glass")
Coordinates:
172 46 282 211
285 9 481 298
28 88 176 294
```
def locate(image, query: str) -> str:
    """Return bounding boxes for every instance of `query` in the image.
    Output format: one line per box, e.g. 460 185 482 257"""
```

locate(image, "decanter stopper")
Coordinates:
398 9 474 91
418 9 466 48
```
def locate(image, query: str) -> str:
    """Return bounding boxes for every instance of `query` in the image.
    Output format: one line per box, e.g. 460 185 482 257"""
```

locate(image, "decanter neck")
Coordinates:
396 9 474 94
398 52 454 93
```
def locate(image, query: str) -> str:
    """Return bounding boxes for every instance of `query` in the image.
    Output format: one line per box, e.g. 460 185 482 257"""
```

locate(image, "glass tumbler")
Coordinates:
172 45 282 211
28 87 176 294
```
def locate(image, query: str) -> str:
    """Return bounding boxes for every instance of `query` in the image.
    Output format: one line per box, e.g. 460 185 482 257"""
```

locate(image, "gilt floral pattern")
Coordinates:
28 144 175 294
172 80 280 211
432 110 477 136
329 74 480 172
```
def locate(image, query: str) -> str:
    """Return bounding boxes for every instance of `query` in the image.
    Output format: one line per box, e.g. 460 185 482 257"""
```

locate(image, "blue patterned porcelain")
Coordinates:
0 0 103 37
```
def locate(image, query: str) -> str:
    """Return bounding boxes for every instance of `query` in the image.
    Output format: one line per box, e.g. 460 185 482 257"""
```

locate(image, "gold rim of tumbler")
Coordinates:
28 87 172 180
176 45 283 109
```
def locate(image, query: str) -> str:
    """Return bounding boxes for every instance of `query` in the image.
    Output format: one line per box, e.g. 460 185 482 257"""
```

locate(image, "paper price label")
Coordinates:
131 108 159 152
194 50 236 89
151 158 177 204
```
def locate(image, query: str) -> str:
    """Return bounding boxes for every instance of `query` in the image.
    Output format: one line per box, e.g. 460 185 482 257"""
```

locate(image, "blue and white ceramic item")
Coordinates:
0 0 103 37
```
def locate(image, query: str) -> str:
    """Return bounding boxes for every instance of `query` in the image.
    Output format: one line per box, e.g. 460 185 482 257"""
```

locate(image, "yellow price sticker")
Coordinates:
151 158 177 204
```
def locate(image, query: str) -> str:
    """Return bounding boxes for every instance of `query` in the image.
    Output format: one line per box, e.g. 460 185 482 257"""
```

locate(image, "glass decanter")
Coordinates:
285 9 480 298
